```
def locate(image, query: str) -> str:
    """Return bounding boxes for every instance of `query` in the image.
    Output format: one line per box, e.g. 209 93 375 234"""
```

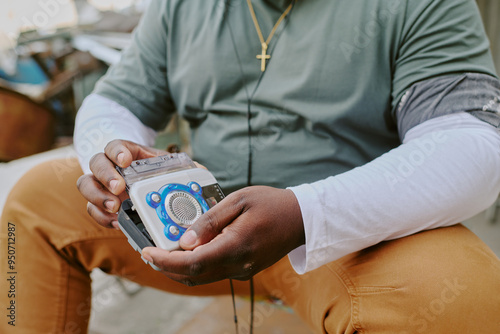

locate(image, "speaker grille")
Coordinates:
165 191 203 227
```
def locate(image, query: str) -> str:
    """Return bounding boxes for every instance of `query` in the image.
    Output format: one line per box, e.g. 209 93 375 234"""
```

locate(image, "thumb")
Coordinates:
179 193 243 250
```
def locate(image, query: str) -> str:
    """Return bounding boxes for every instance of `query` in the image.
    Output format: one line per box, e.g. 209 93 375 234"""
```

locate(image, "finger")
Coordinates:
144 228 253 281
89 153 126 196
159 265 236 286
151 262 225 287
104 139 166 168
77 174 121 213
142 248 234 286
179 191 247 250
87 202 119 229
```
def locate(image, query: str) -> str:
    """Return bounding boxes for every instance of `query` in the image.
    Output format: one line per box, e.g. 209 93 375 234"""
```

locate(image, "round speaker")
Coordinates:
165 191 203 227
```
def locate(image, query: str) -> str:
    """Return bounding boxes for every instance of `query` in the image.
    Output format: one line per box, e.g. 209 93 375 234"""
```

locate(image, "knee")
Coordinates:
335 226 500 333
400 273 500 333
387 230 500 333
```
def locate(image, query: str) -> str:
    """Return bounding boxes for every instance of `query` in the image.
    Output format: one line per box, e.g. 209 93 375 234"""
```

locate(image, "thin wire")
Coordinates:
228 1 295 185
223 6 242 334
226 5 259 186
249 278 255 334
229 279 239 334
223 2 296 333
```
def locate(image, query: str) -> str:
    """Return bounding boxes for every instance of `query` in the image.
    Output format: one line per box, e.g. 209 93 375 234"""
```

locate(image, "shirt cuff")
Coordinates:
287 183 328 275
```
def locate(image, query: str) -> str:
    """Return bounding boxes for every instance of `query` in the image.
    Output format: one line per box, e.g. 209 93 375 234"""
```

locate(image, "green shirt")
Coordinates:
94 0 497 193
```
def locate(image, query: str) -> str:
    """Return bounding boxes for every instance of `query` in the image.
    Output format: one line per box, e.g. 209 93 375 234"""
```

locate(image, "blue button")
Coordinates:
164 224 182 241
146 192 162 208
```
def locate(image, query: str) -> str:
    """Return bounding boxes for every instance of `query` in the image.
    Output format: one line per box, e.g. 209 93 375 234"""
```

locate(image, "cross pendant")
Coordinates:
256 43 271 72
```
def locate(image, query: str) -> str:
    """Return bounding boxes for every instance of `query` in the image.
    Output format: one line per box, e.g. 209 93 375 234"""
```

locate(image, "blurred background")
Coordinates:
0 0 498 164
0 1 499 333
0 0 498 163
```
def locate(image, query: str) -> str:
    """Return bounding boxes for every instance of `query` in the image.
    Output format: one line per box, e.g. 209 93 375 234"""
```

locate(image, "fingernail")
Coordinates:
109 179 119 192
142 252 154 264
181 230 198 247
117 152 125 165
105 200 115 212
111 221 120 230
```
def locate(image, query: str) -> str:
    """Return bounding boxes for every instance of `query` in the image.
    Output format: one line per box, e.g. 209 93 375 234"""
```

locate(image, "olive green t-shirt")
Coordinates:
94 0 497 193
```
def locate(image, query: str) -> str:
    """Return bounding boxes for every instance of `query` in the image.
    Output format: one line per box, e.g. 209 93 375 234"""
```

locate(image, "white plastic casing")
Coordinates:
128 168 218 250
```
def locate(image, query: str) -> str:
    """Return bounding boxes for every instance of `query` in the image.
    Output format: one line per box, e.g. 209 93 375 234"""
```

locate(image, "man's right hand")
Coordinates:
77 139 167 229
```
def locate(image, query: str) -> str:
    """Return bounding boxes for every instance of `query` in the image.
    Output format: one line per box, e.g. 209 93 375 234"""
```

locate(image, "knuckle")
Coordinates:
188 261 204 276
228 188 250 211
76 175 87 191
89 153 104 168
105 139 128 158
87 203 113 228
93 162 108 176
232 247 252 265
91 166 114 188
203 211 220 235
104 139 123 151
98 217 113 228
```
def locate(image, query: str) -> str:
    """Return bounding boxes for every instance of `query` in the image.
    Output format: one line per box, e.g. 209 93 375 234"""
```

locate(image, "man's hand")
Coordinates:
77 139 167 228
142 186 305 286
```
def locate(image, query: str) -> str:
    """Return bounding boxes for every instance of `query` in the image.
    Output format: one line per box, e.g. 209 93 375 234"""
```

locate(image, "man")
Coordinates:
2 0 500 333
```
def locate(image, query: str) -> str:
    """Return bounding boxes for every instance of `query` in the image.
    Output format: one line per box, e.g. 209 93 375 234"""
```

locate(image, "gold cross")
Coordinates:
256 43 271 72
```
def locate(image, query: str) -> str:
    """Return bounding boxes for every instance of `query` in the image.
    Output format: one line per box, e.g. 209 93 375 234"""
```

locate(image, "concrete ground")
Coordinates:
88 270 314 334
1 146 499 334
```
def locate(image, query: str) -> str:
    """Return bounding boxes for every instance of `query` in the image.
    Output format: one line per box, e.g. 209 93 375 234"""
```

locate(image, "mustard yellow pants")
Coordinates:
1 159 500 333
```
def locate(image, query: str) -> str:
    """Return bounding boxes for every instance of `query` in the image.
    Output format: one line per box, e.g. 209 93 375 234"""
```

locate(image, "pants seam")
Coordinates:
326 261 362 332
53 261 69 334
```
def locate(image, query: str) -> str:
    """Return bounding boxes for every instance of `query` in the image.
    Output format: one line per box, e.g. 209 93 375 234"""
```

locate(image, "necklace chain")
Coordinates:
246 0 294 71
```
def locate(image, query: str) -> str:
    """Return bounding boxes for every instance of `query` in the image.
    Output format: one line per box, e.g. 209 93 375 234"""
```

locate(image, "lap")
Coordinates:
260 224 500 333
4 158 500 333
1 158 262 296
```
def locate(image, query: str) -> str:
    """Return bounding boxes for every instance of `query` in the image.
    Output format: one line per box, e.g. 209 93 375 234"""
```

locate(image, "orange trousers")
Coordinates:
1 159 500 333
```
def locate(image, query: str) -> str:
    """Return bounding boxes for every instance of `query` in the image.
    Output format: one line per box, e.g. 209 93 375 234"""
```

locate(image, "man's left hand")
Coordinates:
142 186 305 286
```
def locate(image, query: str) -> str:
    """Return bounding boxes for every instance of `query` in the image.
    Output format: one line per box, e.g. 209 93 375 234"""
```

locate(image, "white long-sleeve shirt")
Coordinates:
74 93 500 274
